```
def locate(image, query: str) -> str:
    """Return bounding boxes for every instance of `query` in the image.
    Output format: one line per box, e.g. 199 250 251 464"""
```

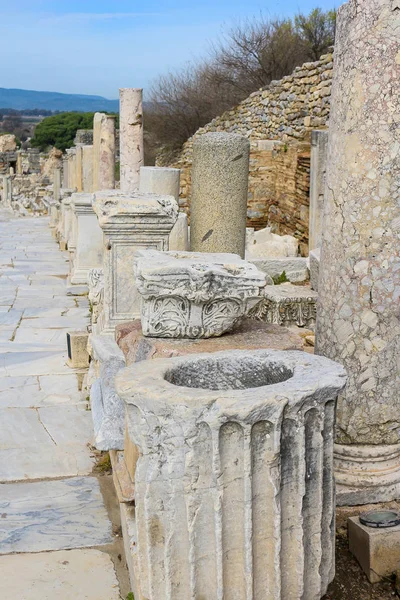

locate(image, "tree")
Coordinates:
146 8 337 160
1 112 22 134
295 9 336 60
30 112 96 151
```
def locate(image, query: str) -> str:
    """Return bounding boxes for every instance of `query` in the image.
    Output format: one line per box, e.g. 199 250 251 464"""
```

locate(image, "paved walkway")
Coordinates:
0 210 123 599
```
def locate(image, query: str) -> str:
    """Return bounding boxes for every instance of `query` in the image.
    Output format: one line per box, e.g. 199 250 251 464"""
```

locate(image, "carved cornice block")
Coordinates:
134 250 267 338
251 283 318 329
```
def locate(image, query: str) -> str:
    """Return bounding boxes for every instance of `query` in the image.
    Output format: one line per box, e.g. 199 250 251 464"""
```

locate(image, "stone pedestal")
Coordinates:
309 130 328 251
134 250 266 338
92 190 178 334
69 193 103 287
190 132 250 258
315 0 400 504
116 349 346 600
120 89 144 194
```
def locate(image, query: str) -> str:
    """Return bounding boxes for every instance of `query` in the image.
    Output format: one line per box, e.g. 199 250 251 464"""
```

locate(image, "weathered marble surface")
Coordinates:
246 226 299 259
249 257 309 283
251 283 318 329
116 349 346 600
0 549 121 600
90 334 126 450
93 190 178 333
0 477 112 553
135 249 267 338
315 0 400 502
116 318 304 365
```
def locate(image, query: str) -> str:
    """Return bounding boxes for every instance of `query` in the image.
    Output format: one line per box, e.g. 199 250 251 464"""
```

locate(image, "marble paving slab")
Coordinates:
0 374 83 408
0 444 95 482
17 317 89 329
0 477 112 553
0 351 74 376
0 549 121 600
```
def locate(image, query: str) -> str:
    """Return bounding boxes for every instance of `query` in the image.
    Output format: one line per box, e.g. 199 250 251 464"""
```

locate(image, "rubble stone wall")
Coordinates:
160 53 333 253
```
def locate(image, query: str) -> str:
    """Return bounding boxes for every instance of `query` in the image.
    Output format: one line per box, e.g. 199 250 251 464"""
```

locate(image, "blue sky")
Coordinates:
0 0 338 98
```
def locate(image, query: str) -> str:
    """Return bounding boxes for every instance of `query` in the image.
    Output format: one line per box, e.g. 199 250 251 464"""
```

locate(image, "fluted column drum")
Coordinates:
116 349 346 600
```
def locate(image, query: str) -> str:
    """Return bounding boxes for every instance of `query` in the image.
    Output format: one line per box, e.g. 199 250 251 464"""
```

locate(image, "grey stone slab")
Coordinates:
0 351 75 376
0 329 13 342
18 317 89 330
13 328 70 350
0 309 22 328
0 374 83 408
0 444 94 482
0 477 113 553
38 405 93 445
0 549 121 600
0 408 50 448
13 297 77 311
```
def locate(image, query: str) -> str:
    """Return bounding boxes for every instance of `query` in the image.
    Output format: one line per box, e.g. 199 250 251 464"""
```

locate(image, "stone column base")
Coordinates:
335 443 400 506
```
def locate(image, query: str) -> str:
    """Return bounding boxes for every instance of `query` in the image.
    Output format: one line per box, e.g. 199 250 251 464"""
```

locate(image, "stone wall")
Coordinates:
161 53 333 253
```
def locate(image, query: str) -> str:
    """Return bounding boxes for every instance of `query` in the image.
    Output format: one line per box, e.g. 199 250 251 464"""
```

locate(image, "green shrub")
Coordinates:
273 271 289 284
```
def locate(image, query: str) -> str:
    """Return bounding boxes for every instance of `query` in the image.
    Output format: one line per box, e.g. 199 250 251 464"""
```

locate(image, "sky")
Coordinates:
0 0 338 99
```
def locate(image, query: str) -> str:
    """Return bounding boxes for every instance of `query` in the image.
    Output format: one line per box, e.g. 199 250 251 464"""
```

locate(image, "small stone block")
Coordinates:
252 283 318 329
110 449 135 503
348 516 400 583
67 331 89 368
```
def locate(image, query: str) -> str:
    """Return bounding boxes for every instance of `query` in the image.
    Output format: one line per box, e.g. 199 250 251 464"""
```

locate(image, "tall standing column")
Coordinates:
92 113 103 192
309 130 329 251
190 132 249 258
82 145 94 193
53 168 61 202
93 113 116 191
62 157 69 189
75 145 83 192
316 0 400 505
119 88 144 194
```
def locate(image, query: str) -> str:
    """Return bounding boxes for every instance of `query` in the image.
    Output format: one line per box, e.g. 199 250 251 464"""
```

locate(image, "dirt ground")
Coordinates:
324 503 400 600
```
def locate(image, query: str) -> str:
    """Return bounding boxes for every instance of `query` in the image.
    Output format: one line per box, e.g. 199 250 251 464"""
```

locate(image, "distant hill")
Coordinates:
0 88 119 112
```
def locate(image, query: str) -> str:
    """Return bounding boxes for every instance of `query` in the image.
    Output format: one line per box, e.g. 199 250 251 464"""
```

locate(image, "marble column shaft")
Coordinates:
190 132 249 258
119 88 144 194
316 0 400 503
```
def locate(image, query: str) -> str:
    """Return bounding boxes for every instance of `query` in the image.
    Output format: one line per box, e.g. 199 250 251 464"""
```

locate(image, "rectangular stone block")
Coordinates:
67 331 89 368
349 516 400 583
